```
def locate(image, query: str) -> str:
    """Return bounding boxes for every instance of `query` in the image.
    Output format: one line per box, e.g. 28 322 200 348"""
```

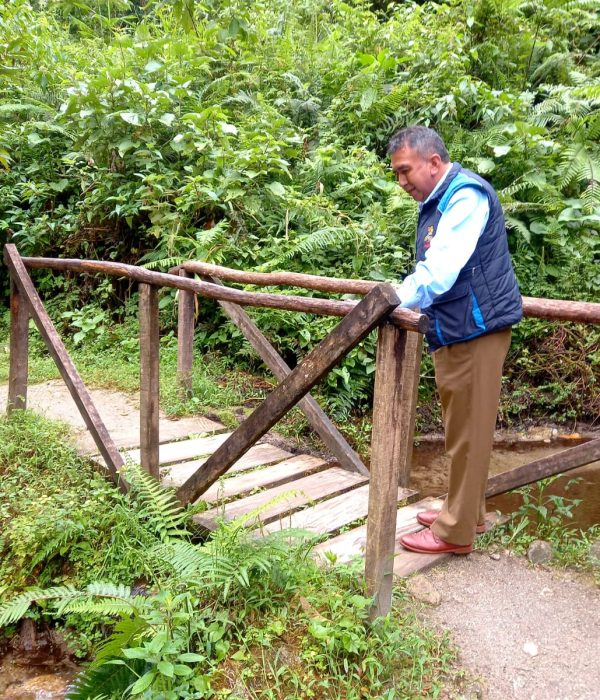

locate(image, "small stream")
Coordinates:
410 431 600 530
0 655 76 700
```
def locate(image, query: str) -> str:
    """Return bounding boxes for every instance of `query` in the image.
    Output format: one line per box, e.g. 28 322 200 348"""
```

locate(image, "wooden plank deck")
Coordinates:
106 431 487 578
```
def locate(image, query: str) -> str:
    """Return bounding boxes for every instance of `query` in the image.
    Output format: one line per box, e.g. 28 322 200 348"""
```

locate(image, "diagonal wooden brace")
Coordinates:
202 274 369 476
3 244 126 488
176 283 401 504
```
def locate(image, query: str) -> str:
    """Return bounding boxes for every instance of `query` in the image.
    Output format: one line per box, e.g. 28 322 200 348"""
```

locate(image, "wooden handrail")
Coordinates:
20 257 427 333
172 261 600 325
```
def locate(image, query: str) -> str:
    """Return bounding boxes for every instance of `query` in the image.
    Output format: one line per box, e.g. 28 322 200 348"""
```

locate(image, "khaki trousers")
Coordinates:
430 329 512 545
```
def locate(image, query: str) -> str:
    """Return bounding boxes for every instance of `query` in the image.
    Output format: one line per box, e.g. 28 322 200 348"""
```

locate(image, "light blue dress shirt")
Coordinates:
395 166 490 310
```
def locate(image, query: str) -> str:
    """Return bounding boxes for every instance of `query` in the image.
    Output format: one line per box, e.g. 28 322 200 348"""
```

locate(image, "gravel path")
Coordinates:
416 552 599 700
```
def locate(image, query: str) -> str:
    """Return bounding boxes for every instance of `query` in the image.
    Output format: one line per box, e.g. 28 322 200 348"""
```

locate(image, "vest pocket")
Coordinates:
428 284 486 346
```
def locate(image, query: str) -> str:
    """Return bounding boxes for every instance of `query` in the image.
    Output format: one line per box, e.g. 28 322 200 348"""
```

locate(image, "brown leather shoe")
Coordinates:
416 509 487 534
400 528 472 555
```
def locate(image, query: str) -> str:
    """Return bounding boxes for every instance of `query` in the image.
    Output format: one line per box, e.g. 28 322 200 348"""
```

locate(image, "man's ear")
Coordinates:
430 153 442 173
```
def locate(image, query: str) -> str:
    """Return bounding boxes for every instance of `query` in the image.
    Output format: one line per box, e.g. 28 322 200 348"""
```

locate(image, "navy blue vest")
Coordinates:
417 163 522 351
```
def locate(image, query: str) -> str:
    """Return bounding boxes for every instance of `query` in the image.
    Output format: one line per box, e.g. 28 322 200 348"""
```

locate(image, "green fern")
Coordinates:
0 585 78 626
124 463 192 543
66 657 145 700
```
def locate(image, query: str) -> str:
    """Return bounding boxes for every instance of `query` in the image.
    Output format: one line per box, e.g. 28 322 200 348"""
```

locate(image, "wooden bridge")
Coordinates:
4 244 600 618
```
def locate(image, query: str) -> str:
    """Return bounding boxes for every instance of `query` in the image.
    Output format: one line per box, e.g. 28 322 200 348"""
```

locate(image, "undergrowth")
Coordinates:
477 477 600 584
0 410 456 698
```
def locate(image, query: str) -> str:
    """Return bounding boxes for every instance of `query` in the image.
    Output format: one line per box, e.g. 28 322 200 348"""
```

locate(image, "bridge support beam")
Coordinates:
139 283 160 480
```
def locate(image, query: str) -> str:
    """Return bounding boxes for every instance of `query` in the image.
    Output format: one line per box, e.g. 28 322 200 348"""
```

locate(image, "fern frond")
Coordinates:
0 586 79 627
276 226 355 264
91 616 149 669
505 216 532 244
28 519 85 571
0 102 54 119
125 464 192 542
66 658 145 700
139 256 184 271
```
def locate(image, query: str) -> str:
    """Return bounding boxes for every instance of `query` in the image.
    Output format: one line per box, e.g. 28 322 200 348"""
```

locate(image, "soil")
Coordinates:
420 552 600 700
1 380 599 699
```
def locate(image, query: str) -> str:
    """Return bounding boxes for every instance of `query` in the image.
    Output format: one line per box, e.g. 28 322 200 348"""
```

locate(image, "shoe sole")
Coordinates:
402 541 473 555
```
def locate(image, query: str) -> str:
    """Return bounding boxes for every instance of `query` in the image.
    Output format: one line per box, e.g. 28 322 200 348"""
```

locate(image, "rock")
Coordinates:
489 552 501 561
523 641 539 657
463 680 486 699
588 541 600 563
406 574 441 606
527 540 553 564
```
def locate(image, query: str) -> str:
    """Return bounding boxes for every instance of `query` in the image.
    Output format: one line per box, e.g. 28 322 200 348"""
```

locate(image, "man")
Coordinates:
388 126 522 555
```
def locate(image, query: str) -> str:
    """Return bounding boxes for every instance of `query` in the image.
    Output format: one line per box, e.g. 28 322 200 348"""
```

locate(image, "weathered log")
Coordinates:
203 274 369 476
366 325 421 620
173 261 375 294
486 437 600 497
176 284 401 504
520 297 600 324
176 270 195 398
21 256 427 333
7 278 29 413
3 245 126 486
174 261 600 325
139 284 160 479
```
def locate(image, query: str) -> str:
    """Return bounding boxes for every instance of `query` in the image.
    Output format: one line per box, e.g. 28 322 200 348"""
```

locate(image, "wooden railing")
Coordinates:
4 242 600 618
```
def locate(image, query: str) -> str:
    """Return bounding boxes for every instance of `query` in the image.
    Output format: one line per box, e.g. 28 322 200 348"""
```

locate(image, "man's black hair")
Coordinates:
387 126 450 162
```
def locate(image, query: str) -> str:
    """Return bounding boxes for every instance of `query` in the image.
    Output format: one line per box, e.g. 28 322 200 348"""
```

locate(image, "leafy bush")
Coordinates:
1 0 598 421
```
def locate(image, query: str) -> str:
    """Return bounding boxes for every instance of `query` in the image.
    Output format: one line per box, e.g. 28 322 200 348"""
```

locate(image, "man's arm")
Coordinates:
395 187 489 310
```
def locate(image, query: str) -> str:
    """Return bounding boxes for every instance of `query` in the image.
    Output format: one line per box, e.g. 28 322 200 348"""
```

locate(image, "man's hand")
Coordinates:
390 284 403 303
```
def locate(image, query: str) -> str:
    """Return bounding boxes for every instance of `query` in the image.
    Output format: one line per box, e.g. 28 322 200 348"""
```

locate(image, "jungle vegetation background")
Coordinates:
1 0 599 427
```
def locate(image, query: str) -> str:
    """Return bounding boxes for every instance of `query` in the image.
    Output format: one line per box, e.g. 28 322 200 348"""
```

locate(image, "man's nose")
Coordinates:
396 173 407 187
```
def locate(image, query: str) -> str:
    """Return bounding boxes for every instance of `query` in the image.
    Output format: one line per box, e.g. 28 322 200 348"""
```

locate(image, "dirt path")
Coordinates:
0 379 224 453
2 381 599 699
417 552 599 700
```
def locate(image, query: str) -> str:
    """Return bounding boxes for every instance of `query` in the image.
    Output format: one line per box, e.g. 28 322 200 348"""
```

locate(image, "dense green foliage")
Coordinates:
1 0 599 420
0 411 455 698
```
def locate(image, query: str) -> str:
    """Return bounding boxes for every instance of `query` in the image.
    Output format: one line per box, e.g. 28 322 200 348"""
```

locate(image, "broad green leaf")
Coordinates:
27 133 45 146
492 145 511 157
266 181 285 197
144 59 163 73
360 87 377 111
130 671 156 694
123 647 148 659
173 664 194 676
178 652 205 662
120 112 141 126
220 122 238 135
159 113 176 127
118 139 135 157
158 660 174 678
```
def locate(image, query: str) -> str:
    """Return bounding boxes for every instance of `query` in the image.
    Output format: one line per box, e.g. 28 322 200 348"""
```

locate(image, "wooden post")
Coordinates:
176 284 400 504
7 278 29 413
396 332 422 487
3 244 126 486
139 283 160 479
365 323 420 620
177 269 195 398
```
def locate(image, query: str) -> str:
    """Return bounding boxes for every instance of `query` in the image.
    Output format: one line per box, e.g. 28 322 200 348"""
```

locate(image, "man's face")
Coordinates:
390 146 446 202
